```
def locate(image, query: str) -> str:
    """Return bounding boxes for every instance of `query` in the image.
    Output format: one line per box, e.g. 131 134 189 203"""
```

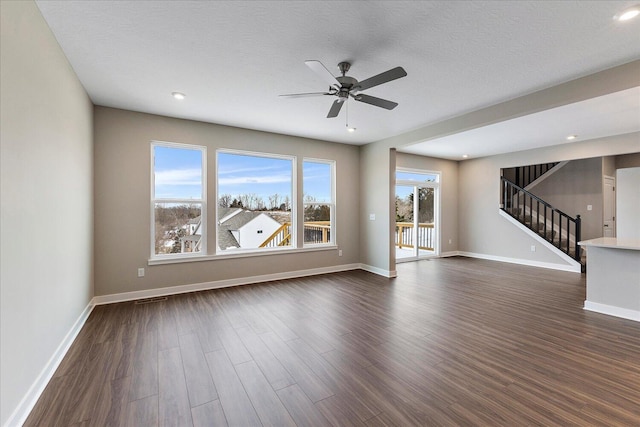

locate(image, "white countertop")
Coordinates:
579 237 640 251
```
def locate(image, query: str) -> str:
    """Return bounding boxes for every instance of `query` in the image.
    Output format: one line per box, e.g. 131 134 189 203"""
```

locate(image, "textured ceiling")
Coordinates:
35 1 640 152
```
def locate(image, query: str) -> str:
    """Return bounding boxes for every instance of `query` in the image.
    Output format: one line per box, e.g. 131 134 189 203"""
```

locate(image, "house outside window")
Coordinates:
151 141 206 258
303 159 335 246
217 150 294 252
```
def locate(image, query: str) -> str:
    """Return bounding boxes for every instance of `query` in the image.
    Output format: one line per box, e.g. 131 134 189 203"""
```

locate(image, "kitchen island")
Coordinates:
579 237 640 322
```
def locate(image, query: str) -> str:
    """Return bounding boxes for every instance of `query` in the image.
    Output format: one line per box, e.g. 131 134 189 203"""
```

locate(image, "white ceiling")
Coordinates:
35 1 640 155
401 87 640 159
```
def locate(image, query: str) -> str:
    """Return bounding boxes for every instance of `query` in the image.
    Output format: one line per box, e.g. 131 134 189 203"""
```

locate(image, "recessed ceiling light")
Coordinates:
566 135 577 140
462 154 469 158
347 127 356 133
172 92 186 100
614 5 640 21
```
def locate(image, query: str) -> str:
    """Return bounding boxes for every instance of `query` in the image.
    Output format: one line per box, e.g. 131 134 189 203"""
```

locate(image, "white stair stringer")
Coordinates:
499 209 581 272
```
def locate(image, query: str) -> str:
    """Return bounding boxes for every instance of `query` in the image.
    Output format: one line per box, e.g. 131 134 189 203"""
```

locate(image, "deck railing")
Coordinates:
395 222 435 251
259 221 331 248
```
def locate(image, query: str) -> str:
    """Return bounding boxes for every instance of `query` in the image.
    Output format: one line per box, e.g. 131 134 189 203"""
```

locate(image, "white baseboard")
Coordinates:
439 251 460 258
93 263 362 305
458 251 581 273
584 301 640 322
4 302 94 427
359 263 397 278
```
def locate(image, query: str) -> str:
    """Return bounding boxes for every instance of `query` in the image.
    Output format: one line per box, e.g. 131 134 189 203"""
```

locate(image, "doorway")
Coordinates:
395 169 440 262
603 175 616 237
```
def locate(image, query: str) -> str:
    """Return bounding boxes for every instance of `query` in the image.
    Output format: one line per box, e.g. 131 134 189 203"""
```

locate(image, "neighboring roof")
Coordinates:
218 207 243 222
218 229 240 250
217 210 281 250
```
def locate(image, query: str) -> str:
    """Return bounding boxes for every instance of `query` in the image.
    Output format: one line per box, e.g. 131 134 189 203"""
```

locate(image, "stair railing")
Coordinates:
501 177 581 262
513 162 559 188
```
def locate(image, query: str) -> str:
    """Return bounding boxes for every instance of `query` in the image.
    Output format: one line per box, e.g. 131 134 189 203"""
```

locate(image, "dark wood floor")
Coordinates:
25 257 640 426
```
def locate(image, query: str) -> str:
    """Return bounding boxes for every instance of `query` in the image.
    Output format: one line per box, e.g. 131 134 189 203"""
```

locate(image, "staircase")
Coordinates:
501 176 584 270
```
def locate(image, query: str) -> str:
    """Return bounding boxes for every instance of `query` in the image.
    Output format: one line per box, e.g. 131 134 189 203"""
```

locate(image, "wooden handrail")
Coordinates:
259 221 333 248
259 223 290 248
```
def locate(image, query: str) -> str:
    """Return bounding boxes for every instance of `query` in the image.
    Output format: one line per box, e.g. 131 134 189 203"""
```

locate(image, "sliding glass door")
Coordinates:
395 170 439 262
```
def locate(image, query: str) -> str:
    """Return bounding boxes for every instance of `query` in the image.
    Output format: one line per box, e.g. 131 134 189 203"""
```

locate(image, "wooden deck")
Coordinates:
25 257 640 426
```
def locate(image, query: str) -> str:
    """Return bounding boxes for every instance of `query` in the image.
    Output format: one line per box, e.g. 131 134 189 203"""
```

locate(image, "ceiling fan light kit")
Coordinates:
280 60 407 119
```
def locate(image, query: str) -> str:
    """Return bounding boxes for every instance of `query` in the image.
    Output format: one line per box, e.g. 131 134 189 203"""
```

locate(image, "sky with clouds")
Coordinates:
154 145 332 204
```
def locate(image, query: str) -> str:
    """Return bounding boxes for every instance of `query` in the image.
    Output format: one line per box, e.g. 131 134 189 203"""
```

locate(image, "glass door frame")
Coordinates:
395 168 441 263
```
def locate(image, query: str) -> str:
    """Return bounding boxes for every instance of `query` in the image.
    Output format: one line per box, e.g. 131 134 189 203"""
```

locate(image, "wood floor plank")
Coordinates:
158 347 193 426
235 325 295 390
23 258 640 426
129 330 158 401
191 400 228 427
126 395 158 427
204 349 261 427
216 326 253 365
90 375 132 427
234 360 297 426
276 384 331 427
259 331 334 403
179 332 218 407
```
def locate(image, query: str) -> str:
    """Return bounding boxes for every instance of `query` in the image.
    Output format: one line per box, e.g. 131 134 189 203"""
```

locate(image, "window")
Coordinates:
303 159 335 245
217 150 294 252
151 142 206 257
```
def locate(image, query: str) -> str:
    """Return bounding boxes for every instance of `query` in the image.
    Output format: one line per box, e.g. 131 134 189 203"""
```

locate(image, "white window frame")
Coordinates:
151 140 207 260
216 148 297 254
303 158 336 247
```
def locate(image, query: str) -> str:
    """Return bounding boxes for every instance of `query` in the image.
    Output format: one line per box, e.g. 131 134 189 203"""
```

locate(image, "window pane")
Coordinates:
304 204 331 244
154 145 203 200
217 152 292 252
396 171 437 183
303 161 332 203
154 203 202 255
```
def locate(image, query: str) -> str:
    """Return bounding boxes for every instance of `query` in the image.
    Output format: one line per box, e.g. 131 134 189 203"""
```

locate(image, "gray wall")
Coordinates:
0 2 94 425
360 61 639 275
530 157 604 241
458 133 640 265
615 152 640 169
358 144 395 274
94 107 360 296
396 152 459 254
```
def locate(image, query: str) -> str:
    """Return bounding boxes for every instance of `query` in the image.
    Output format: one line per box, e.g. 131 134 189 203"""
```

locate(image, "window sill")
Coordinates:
148 244 338 266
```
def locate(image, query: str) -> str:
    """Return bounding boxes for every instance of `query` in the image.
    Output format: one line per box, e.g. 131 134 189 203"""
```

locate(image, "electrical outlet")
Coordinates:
449 239 452 244
137 268 145 278
369 213 376 221
587 205 593 211
530 245 536 252
338 250 343 257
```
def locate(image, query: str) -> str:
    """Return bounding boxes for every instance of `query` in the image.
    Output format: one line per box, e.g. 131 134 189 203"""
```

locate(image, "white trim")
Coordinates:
439 251 460 258
499 209 582 269
93 263 361 305
148 244 338 265
359 263 398 278
4 302 95 427
458 251 581 273
584 300 640 322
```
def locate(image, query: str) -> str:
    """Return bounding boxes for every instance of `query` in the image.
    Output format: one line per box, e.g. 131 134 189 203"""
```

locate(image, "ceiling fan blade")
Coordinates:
279 92 333 98
305 60 341 90
353 94 398 110
327 99 345 118
354 66 407 91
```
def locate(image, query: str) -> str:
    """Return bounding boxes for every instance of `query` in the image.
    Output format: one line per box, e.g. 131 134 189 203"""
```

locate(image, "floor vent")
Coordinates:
134 296 168 305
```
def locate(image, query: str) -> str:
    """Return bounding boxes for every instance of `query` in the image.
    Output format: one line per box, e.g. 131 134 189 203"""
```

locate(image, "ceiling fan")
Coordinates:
280 60 407 118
